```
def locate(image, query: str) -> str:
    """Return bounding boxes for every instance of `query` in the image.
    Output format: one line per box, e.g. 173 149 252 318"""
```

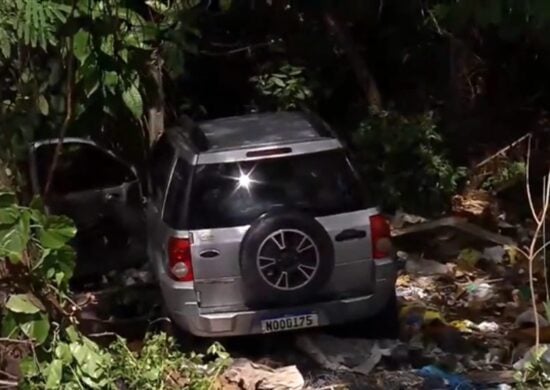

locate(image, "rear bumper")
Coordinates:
159 259 396 337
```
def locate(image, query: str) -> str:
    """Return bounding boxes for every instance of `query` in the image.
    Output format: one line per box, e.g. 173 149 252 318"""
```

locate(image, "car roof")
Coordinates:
196 111 329 152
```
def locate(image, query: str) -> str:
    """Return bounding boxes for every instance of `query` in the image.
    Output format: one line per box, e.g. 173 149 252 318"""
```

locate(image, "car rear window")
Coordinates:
186 150 368 229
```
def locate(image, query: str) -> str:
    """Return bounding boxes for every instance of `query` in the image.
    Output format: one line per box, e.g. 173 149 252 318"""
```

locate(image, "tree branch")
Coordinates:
43 2 77 198
323 12 382 112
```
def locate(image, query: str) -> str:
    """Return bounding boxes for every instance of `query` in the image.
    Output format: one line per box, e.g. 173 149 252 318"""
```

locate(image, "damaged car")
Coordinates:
30 111 398 337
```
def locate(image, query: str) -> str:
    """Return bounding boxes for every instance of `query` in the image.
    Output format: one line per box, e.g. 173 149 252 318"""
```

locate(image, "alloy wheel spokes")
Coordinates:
257 229 320 291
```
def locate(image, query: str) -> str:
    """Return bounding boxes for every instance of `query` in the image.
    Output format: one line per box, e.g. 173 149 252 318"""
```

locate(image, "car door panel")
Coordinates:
28 139 146 280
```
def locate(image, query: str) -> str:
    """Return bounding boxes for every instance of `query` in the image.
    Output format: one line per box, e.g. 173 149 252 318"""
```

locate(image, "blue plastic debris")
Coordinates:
416 365 475 389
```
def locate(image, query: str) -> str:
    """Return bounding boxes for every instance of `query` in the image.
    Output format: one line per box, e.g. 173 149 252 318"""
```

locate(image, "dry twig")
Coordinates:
518 135 550 350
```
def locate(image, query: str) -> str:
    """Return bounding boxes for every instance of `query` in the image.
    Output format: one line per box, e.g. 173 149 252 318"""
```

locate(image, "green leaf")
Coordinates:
0 40 10 59
145 0 168 13
0 193 16 208
164 46 185 78
5 294 41 314
37 95 49 115
271 77 286 87
20 313 50 344
73 29 91 63
103 71 119 93
122 85 143 119
1 313 18 338
29 195 45 212
70 342 104 379
20 356 40 377
55 342 73 364
219 0 232 12
66 325 79 343
42 245 75 287
100 35 114 56
0 216 30 263
0 207 19 225
38 215 76 249
45 359 63 389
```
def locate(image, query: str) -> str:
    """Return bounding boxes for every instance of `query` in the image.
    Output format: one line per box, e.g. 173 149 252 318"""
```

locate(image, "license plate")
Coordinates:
261 313 319 333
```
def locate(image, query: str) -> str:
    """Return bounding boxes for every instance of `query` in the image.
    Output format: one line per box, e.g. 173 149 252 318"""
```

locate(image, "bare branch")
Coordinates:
0 338 33 344
526 135 540 224
200 39 282 56
0 379 18 388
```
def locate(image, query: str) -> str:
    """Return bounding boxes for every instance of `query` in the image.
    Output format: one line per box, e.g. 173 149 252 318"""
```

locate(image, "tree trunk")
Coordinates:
323 12 382 112
147 50 165 146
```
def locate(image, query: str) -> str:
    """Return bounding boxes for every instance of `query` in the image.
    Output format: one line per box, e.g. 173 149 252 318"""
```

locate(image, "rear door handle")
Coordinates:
335 229 366 242
200 249 220 258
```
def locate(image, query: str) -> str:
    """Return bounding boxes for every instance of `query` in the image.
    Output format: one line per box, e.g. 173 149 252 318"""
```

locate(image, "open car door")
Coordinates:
28 138 147 282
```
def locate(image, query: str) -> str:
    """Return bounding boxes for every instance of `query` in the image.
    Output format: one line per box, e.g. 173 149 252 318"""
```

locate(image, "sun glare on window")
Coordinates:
238 173 252 189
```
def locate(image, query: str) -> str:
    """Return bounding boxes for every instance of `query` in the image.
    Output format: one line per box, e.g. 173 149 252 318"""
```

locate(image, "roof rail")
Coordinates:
301 110 338 139
177 114 209 152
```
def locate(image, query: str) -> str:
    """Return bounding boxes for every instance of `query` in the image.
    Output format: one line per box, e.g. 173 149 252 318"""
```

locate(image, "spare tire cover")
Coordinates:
240 210 335 306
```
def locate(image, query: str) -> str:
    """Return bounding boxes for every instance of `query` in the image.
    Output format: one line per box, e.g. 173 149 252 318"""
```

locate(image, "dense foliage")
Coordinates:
353 111 467 214
0 194 229 388
3 0 550 208
20 331 229 389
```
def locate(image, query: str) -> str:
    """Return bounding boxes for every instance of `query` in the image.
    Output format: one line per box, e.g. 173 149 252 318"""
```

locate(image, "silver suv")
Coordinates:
148 111 397 337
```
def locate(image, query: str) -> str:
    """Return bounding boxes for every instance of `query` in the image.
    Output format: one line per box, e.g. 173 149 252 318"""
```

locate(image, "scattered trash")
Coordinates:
391 210 427 229
450 319 476 333
223 358 304 390
458 248 482 269
295 333 396 376
392 216 516 260
415 365 474 390
452 188 501 226
405 257 452 276
397 285 429 300
477 321 499 333
497 385 513 390
482 246 506 263
465 280 494 308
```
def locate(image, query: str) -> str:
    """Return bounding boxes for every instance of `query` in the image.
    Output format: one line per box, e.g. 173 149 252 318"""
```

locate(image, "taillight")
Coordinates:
168 237 194 282
369 214 392 259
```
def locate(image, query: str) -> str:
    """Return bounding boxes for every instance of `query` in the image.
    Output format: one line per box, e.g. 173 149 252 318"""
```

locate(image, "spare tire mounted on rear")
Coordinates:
240 210 335 307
